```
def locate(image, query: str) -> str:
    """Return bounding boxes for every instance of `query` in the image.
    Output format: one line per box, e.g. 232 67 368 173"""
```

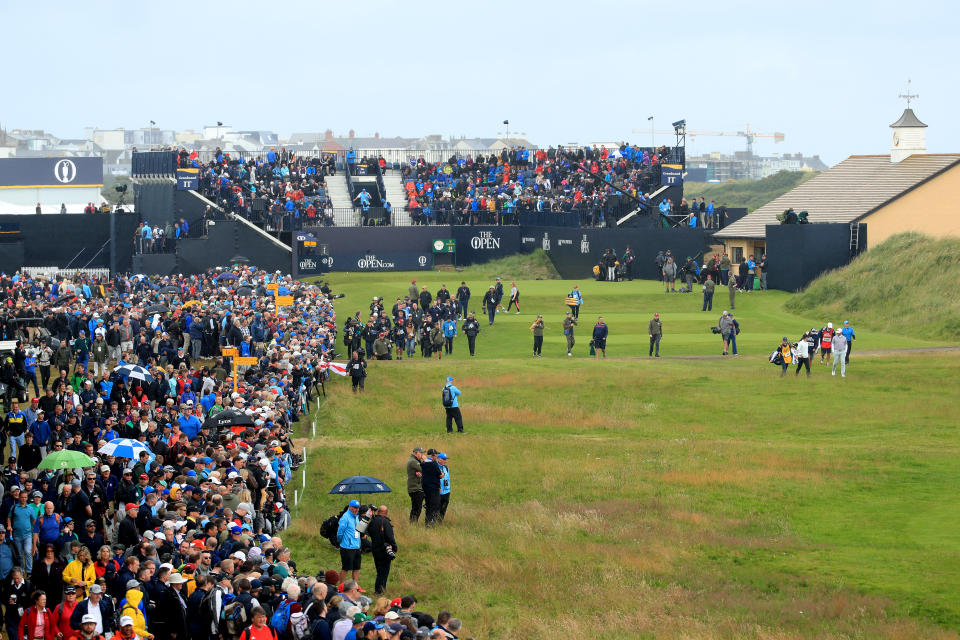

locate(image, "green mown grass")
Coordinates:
283 262 959 639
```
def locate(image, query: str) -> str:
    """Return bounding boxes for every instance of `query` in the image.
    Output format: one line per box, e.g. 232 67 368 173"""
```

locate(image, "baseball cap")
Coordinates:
363 621 385 631
89 584 103 594
384 611 399 620
81 614 97 624
353 613 372 624
438 453 448 460
125 580 140 591
64 586 77 594
120 617 134 627
412 446 424 453
387 623 405 633
445 376 453 381
348 499 360 508
231 525 242 535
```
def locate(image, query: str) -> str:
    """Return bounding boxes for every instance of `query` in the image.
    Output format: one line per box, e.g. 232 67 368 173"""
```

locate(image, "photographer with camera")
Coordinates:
368 505 397 595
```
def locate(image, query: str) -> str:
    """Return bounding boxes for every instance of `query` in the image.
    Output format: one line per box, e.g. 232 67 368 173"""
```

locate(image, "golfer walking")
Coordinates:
441 376 464 433
648 313 662 357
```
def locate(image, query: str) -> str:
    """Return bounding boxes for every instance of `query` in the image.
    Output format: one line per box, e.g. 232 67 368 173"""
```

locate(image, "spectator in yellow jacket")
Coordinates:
63 546 97 597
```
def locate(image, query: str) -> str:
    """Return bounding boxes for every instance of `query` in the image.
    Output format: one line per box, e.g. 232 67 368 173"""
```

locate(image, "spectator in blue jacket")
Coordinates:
0 529 14 580
441 319 457 356
336 500 361 584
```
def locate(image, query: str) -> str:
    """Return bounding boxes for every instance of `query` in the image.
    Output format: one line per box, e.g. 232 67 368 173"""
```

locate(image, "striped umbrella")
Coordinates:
113 364 154 383
98 438 152 459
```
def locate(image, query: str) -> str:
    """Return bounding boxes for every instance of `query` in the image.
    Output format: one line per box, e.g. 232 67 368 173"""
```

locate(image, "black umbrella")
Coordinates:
203 409 255 432
236 285 254 297
229 255 251 264
160 286 180 295
144 304 170 314
329 476 392 495
53 294 76 305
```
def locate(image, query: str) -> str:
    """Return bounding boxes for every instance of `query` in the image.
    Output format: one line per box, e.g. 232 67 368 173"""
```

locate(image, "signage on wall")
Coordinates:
0 157 104 188
470 231 501 249
432 239 456 254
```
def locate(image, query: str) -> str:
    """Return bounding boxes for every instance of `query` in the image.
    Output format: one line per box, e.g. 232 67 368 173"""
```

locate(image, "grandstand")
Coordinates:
137 139 686 231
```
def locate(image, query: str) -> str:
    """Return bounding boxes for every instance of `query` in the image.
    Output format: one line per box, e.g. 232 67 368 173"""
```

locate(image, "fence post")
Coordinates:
312 420 316 438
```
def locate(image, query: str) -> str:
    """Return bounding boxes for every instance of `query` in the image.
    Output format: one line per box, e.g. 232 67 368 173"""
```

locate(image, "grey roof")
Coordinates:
714 154 960 239
890 108 927 128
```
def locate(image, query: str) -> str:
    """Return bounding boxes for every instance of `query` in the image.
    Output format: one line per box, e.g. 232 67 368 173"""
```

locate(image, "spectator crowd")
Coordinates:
399 143 681 227
0 266 473 640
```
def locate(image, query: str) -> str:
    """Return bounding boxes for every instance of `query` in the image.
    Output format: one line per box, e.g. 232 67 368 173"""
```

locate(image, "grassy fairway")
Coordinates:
284 265 960 639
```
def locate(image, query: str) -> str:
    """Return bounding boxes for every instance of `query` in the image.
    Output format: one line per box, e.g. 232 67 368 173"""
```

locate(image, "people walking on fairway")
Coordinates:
795 331 812 376
648 313 662 357
702 275 715 311
442 317 457 355
563 311 577 356
566 285 583 319
530 314 545 357
482 286 497 325
842 320 856 364
407 446 426 523
718 311 738 356
456 281 470 319
831 328 848 377
775 336 794 377
662 257 678 292
441 376 464 433
508 282 521 313
819 322 835 364
592 317 608 358
461 313 481 356
493 277 506 313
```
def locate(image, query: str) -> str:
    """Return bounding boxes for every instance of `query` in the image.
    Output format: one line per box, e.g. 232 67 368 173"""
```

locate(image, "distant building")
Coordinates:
687 151 827 182
714 105 960 261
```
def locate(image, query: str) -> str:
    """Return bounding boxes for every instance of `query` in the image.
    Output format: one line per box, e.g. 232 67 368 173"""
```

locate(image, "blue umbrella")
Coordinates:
99 438 152 459
217 273 239 281
329 476 392 495
113 364 154 383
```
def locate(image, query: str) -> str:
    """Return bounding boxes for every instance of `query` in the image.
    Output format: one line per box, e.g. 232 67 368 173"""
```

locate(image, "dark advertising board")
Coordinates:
0 157 104 188
451 226 525 265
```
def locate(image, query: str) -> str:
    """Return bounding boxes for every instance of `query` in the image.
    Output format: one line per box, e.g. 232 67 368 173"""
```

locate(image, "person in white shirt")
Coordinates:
794 333 811 377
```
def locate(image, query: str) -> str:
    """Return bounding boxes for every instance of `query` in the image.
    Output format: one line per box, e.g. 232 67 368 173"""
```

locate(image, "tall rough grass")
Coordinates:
786 233 960 340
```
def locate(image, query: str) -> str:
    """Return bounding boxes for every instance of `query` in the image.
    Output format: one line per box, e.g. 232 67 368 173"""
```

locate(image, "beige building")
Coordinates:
714 107 960 262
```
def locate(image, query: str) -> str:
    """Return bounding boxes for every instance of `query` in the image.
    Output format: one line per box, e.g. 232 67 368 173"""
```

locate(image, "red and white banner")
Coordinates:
320 361 348 376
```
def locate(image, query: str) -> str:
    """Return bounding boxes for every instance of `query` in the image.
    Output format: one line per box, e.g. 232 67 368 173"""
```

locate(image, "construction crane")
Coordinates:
631 123 784 156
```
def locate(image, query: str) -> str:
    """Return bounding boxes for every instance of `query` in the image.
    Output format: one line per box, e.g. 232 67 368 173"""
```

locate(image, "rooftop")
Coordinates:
714 153 960 239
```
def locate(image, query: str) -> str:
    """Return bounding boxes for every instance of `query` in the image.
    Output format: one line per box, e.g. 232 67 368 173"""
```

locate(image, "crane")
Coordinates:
631 123 784 156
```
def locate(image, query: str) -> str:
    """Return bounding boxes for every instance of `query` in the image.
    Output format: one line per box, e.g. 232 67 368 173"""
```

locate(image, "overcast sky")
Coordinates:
2 0 956 165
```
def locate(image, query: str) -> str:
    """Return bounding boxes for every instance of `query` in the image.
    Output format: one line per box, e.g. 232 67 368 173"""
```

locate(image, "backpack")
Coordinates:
221 596 248 639
441 385 453 408
270 600 292 635
289 612 308 640
319 515 339 546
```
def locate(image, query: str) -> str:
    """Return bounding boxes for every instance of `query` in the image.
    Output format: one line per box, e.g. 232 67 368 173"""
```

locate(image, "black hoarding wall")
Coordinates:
176 220 290 275
541 227 712 279
0 214 138 273
134 181 175 225
764 223 864 292
0 242 25 275
295 225 707 278
133 253 178 276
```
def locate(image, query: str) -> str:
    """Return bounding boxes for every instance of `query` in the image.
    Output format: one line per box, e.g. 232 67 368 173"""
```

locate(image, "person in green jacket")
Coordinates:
72 331 91 372
702 275 715 312
728 272 737 310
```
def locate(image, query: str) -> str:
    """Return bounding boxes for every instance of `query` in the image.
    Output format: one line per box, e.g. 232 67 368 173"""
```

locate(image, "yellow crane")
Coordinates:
631 123 784 155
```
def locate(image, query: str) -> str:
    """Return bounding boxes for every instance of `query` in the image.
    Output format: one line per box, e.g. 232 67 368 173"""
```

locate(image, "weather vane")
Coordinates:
899 79 918 109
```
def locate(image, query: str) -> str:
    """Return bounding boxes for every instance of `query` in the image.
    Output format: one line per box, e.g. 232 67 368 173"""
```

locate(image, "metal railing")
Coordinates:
21 267 111 279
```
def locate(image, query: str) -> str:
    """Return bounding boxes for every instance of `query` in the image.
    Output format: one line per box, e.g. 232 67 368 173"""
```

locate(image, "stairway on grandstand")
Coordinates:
325 173 352 210
382 168 409 220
